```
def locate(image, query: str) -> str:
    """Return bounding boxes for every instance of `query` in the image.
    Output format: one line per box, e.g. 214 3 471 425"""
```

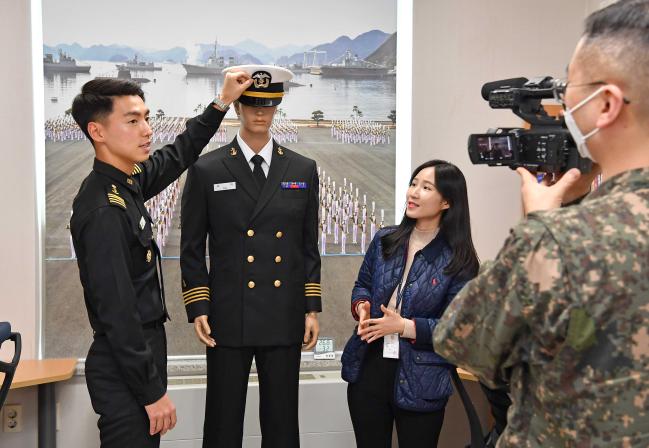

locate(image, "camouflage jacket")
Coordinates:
433 167 649 447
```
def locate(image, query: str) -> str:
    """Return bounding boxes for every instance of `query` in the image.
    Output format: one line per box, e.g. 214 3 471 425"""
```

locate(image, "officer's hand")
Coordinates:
356 301 371 334
359 305 405 343
218 71 253 106
303 312 319 350
194 315 216 347
516 167 582 215
144 393 177 436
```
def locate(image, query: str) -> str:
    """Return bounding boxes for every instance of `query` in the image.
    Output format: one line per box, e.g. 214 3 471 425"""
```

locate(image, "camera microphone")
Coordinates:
481 78 528 100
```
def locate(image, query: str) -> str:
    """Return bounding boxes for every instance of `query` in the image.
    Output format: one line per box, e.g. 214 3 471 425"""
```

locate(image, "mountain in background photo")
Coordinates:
43 29 394 67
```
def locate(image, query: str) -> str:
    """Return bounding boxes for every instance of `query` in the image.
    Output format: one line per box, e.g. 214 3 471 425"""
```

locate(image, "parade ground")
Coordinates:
43 124 396 357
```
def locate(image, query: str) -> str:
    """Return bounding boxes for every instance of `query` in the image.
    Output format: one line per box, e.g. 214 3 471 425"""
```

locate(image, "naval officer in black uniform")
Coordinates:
70 73 252 447
180 65 322 447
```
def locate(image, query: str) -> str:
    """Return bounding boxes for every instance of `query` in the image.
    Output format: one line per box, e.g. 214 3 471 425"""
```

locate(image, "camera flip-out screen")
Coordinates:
475 135 514 162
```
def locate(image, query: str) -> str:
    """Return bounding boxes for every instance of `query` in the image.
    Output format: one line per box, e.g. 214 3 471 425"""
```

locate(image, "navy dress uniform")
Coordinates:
71 105 226 447
180 65 321 447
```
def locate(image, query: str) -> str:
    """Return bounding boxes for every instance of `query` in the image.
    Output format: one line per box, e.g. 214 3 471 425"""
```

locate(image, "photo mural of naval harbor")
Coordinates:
43 0 396 357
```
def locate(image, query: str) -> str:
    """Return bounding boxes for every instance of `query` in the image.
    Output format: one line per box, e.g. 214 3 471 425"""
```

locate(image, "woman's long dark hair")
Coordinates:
381 160 480 280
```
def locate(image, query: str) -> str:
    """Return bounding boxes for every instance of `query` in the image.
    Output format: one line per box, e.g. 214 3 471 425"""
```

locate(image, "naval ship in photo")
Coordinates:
182 40 235 76
116 54 162 71
320 50 390 78
43 50 91 73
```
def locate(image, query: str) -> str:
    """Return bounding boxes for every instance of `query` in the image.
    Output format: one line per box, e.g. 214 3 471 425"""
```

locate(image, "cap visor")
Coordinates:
238 96 282 107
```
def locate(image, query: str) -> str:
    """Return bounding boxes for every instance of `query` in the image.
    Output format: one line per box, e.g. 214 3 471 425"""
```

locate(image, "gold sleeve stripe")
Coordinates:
183 291 210 302
183 288 210 298
184 297 209 305
132 164 142 174
183 294 210 303
305 283 321 286
183 286 210 296
305 286 322 291
305 293 322 297
184 297 210 306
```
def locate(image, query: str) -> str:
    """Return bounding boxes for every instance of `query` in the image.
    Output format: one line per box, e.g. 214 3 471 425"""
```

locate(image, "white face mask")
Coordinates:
563 86 605 161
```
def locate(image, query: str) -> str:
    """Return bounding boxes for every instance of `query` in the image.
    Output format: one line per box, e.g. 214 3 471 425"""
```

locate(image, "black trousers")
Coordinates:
347 341 445 448
85 324 167 448
203 344 302 448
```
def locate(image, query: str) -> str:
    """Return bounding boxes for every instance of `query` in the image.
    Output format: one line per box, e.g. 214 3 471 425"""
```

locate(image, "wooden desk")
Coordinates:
9 359 76 389
2 358 76 448
457 367 478 382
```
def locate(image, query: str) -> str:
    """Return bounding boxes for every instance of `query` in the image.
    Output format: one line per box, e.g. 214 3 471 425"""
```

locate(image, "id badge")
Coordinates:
383 333 399 359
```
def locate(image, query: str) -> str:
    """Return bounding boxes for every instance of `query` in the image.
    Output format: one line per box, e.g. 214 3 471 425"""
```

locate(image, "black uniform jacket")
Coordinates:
70 105 225 405
180 137 322 347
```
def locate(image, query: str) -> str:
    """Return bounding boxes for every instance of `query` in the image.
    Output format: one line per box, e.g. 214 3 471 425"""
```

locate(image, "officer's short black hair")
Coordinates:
581 0 649 117
71 79 145 144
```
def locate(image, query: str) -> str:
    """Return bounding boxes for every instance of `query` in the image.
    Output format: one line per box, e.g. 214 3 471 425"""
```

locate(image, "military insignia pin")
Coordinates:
111 184 118 194
139 216 146 230
252 71 271 89
277 147 284 156
146 249 152 263
230 147 237 156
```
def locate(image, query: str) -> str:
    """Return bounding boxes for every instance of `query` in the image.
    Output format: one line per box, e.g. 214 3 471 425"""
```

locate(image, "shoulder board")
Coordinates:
132 163 143 175
107 193 127 210
105 184 127 210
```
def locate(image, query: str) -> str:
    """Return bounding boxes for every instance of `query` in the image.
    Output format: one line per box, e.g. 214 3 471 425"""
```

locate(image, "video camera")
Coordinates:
468 76 592 173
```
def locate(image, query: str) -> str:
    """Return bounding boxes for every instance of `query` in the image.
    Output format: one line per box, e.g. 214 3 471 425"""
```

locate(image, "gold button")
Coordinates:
248 281 255 289
274 280 281 288
247 255 255 263
247 229 255 237
275 256 282 263
276 231 283 238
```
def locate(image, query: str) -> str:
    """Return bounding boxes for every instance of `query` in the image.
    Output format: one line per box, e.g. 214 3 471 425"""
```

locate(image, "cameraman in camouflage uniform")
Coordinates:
434 1 649 446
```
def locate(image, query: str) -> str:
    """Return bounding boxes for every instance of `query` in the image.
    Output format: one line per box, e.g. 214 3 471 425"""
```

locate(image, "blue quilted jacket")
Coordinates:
341 227 468 412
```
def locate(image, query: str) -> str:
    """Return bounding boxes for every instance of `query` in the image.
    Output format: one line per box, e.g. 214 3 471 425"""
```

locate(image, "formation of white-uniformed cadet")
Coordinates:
149 116 187 143
46 114 228 145
270 117 299 144
318 167 384 255
45 115 86 141
145 179 181 253
330 118 391 146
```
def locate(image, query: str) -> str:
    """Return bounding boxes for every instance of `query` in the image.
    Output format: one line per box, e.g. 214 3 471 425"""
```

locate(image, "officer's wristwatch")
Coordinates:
212 96 230 112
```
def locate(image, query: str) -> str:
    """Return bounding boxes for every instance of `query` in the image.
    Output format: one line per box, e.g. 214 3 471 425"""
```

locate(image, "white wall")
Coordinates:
411 0 596 259
0 0 41 361
0 0 41 446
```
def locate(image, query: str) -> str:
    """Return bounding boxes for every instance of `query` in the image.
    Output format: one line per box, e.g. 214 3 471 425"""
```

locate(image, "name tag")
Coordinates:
383 333 399 359
281 181 307 190
214 182 236 191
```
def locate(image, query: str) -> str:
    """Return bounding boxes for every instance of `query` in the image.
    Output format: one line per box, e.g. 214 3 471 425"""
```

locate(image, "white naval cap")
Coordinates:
223 65 294 107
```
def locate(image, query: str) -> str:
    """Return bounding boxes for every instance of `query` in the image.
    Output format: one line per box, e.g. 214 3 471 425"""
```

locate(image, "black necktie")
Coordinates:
251 154 266 189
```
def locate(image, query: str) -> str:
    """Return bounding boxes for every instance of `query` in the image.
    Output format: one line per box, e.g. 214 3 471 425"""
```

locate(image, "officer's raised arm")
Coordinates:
134 71 252 200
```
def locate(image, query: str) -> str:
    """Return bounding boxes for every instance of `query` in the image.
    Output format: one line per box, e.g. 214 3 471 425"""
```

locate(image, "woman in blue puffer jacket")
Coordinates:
342 159 479 447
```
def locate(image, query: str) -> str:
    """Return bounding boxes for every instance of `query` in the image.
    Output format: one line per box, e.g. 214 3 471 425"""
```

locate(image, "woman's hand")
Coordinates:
358 305 405 343
356 301 371 335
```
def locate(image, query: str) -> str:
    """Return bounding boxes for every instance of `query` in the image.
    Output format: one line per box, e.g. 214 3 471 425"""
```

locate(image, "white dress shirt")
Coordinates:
237 132 273 177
